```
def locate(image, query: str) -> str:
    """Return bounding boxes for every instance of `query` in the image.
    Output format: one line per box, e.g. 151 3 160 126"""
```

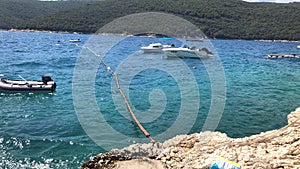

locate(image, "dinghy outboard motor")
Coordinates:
41 76 56 92
42 76 52 84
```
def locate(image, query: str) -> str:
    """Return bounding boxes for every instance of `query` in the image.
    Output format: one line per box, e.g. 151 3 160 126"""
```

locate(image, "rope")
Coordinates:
79 45 155 142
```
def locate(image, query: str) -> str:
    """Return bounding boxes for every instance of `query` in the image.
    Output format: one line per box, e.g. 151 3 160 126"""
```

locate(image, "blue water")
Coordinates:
1 30 300 168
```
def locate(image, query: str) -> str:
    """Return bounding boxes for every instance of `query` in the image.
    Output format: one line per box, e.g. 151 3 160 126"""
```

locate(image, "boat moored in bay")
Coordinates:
0 76 56 93
163 45 213 59
267 53 300 59
69 39 81 43
162 39 213 59
141 43 171 53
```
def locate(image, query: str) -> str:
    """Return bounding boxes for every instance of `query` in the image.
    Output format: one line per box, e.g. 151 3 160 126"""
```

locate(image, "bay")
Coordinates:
0 30 299 168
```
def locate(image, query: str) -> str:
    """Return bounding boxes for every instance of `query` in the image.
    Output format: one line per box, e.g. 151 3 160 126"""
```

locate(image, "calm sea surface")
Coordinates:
0 30 300 168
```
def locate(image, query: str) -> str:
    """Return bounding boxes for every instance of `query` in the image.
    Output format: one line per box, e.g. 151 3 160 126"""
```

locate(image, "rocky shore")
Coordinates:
82 108 300 169
7 29 79 34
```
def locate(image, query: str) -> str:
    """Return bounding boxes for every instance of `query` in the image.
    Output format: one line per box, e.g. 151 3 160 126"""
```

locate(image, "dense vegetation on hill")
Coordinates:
1 0 300 40
0 0 89 30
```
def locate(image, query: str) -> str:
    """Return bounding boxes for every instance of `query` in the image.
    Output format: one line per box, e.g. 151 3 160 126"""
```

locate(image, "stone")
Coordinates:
115 159 165 169
81 108 300 169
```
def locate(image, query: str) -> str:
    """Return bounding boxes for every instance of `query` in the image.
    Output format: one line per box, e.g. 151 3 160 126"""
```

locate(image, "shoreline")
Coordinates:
2 29 300 42
6 28 82 35
82 108 300 169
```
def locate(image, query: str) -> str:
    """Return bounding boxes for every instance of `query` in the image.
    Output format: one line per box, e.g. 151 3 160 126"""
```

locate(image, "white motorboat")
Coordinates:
0 76 56 93
163 45 213 59
297 45 300 49
69 39 81 43
141 43 170 53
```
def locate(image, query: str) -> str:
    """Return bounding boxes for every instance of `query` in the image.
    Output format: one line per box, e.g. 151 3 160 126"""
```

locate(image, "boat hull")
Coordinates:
163 48 211 59
141 47 163 53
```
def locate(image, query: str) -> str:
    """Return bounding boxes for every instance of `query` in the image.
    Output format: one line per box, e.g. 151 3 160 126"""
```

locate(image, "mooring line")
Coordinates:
78 45 155 142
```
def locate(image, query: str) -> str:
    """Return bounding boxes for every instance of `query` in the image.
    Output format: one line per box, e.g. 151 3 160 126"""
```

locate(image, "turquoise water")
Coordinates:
1 30 300 168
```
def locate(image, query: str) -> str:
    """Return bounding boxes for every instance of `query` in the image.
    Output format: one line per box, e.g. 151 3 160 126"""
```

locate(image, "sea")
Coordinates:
0 30 300 168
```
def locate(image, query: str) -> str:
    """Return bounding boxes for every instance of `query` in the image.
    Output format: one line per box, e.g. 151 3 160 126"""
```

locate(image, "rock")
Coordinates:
81 108 300 169
115 159 165 169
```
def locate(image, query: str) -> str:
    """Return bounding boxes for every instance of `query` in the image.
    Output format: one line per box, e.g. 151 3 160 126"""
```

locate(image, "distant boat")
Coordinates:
0 76 56 93
141 43 171 53
297 45 300 49
163 45 213 59
267 53 300 58
69 39 81 43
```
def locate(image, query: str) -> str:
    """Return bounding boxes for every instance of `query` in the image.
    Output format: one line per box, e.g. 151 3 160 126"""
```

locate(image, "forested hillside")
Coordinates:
1 0 300 40
0 0 90 30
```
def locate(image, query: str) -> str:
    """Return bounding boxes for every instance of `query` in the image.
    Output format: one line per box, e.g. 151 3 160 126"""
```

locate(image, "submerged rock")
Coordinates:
82 108 300 169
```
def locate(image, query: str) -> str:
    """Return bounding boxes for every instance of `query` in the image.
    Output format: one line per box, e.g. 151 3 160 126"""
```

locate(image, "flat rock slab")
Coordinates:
115 159 165 169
